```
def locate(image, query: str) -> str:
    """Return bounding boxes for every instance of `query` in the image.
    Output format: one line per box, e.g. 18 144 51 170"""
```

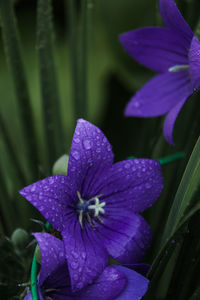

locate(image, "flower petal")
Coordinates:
19 175 75 231
114 265 149 300
119 27 188 73
33 233 67 287
189 36 200 89
24 292 33 300
94 159 163 213
76 266 127 300
97 212 151 263
163 97 189 145
125 71 192 117
62 219 108 292
159 0 193 43
113 215 152 264
68 119 114 198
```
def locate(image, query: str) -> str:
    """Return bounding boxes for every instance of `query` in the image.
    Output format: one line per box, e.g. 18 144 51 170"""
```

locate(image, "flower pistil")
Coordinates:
76 191 106 228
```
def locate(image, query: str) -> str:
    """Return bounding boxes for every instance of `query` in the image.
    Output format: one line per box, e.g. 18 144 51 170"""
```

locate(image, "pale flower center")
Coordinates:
76 191 106 228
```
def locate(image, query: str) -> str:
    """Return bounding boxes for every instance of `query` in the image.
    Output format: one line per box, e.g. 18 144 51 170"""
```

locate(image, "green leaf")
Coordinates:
162 135 200 244
146 204 200 299
0 0 38 178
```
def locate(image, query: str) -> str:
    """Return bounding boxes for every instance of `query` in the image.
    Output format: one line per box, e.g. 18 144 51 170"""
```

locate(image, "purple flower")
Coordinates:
24 233 149 300
20 119 163 291
119 0 200 145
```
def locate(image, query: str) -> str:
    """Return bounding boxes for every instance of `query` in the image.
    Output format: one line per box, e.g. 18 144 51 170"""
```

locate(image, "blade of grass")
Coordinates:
79 0 94 119
0 0 39 179
145 203 200 299
162 135 200 245
37 0 64 169
0 115 27 185
66 0 79 123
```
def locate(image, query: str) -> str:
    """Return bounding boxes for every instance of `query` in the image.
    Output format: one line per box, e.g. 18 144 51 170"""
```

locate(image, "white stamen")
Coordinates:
168 64 189 72
88 197 106 217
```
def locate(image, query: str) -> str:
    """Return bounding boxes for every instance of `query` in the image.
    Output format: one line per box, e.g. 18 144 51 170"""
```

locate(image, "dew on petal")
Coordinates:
71 251 79 259
71 261 79 270
72 151 80 160
83 139 93 150
76 282 84 289
145 182 152 189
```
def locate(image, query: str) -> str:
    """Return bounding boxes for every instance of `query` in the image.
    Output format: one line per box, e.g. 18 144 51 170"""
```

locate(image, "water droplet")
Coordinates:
81 252 86 259
72 151 80 160
83 139 93 150
71 261 79 270
107 145 112 151
145 182 152 189
59 252 64 258
74 137 80 144
133 101 140 108
31 185 36 192
71 251 79 259
49 178 54 184
76 282 84 289
124 162 130 169
73 273 79 281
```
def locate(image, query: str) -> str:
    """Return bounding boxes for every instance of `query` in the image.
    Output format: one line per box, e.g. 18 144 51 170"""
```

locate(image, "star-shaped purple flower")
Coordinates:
24 233 149 300
119 0 200 144
20 119 163 291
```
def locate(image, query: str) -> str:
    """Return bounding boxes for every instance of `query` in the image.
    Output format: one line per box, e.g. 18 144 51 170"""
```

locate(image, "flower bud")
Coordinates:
11 228 29 251
52 154 69 175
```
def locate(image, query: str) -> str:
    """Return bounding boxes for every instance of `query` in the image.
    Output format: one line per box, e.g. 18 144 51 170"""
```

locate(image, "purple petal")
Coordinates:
68 119 114 198
62 220 108 292
189 36 200 89
19 175 75 231
97 212 151 263
24 292 33 300
113 215 152 264
119 27 188 73
75 266 127 300
114 265 149 300
94 159 163 213
43 264 72 300
163 97 189 145
125 71 192 117
33 233 67 286
159 0 193 44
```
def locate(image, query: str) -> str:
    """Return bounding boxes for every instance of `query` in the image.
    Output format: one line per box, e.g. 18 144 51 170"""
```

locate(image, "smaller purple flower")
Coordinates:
119 0 200 145
20 119 163 291
24 233 149 300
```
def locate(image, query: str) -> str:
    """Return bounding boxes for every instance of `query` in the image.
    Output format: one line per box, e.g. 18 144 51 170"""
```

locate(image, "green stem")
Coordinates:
157 152 185 165
128 152 185 165
31 252 38 300
31 222 50 300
